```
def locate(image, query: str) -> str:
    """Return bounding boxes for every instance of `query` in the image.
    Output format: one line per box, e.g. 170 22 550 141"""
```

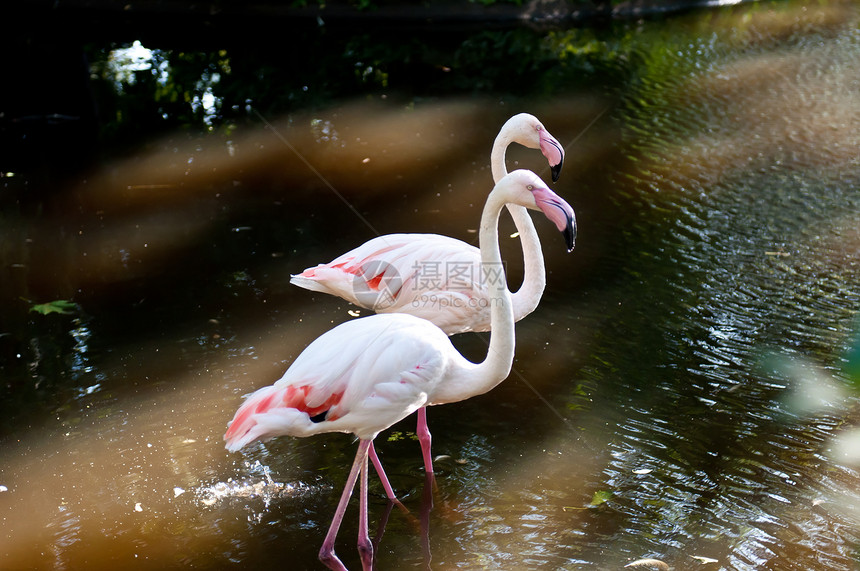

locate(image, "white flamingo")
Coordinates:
290 114 571 483
225 169 576 571
290 113 566 335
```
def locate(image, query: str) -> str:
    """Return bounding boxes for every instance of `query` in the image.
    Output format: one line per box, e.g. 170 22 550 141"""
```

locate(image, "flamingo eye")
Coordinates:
527 184 534 191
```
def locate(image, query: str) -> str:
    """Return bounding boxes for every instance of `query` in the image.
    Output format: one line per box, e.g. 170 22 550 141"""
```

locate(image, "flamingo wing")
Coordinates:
291 233 495 334
225 314 451 451
289 235 406 303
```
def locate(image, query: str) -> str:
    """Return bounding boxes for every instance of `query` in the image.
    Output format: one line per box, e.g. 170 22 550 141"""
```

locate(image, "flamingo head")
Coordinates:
503 113 565 183
506 169 577 252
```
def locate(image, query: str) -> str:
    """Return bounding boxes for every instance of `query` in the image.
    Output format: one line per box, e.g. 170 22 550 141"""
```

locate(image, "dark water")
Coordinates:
2 2 860 570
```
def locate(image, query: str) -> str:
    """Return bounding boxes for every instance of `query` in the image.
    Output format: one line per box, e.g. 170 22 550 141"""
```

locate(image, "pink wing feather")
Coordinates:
291 233 492 334
225 313 451 451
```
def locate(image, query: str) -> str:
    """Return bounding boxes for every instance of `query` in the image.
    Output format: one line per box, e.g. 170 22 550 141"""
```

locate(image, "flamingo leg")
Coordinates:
368 441 398 500
357 448 373 570
417 407 434 474
420 471 435 570
319 439 371 571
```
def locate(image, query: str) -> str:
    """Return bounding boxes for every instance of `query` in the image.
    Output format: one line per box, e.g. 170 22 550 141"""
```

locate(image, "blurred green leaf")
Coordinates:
386 431 418 442
30 300 78 316
589 490 613 507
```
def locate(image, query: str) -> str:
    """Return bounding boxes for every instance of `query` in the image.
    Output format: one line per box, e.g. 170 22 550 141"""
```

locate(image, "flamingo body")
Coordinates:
291 113 567 336
292 232 501 335
225 313 451 449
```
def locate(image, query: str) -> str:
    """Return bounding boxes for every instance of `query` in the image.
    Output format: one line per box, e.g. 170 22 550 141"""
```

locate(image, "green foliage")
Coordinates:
29 300 79 316
589 490 614 507
83 24 620 155
82 2 798 160
386 430 418 442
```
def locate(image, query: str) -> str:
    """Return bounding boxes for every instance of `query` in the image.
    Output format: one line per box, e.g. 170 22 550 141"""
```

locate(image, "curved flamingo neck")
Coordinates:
490 130 512 184
478 190 516 385
432 187 516 404
490 123 547 322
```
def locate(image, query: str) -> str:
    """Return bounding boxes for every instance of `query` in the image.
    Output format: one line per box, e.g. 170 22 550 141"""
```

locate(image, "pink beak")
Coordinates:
540 134 565 183
532 186 577 252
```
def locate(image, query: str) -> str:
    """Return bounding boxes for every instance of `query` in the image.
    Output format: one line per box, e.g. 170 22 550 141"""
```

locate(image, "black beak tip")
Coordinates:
551 161 563 183
564 224 576 252
562 214 576 252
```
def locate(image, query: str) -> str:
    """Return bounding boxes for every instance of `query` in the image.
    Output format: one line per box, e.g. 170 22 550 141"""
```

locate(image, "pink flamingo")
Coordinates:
289 114 568 482
224 169 576 571
290 113 564 334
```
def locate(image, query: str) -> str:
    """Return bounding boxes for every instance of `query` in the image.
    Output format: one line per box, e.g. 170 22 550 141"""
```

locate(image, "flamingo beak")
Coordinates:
562 213 577 252
532 186 577 252
540 134 565 183
551 161 563 183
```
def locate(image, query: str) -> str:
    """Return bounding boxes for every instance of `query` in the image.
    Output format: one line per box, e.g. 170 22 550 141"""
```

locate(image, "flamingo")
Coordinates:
289 114 569 482
289 113 565 334
224 169 576 571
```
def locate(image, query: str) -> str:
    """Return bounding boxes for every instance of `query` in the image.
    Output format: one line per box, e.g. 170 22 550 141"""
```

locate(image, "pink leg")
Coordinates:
417 407 434 474
420 471 435 568
319 440 371 571
368 441 398 500
357 448 373 570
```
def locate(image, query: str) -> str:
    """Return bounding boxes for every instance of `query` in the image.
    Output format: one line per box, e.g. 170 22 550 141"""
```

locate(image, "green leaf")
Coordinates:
30 300 78 315
385 431 418 443
589 490 613 507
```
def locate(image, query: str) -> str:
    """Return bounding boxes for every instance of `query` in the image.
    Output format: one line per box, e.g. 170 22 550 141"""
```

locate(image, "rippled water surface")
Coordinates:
2 2 860 570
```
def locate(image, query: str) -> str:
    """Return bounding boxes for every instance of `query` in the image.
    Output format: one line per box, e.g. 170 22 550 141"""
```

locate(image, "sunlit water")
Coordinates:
2 2 860 570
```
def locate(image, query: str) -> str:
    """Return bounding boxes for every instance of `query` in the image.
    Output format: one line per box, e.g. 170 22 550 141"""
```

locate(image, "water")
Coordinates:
2 1 860 569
